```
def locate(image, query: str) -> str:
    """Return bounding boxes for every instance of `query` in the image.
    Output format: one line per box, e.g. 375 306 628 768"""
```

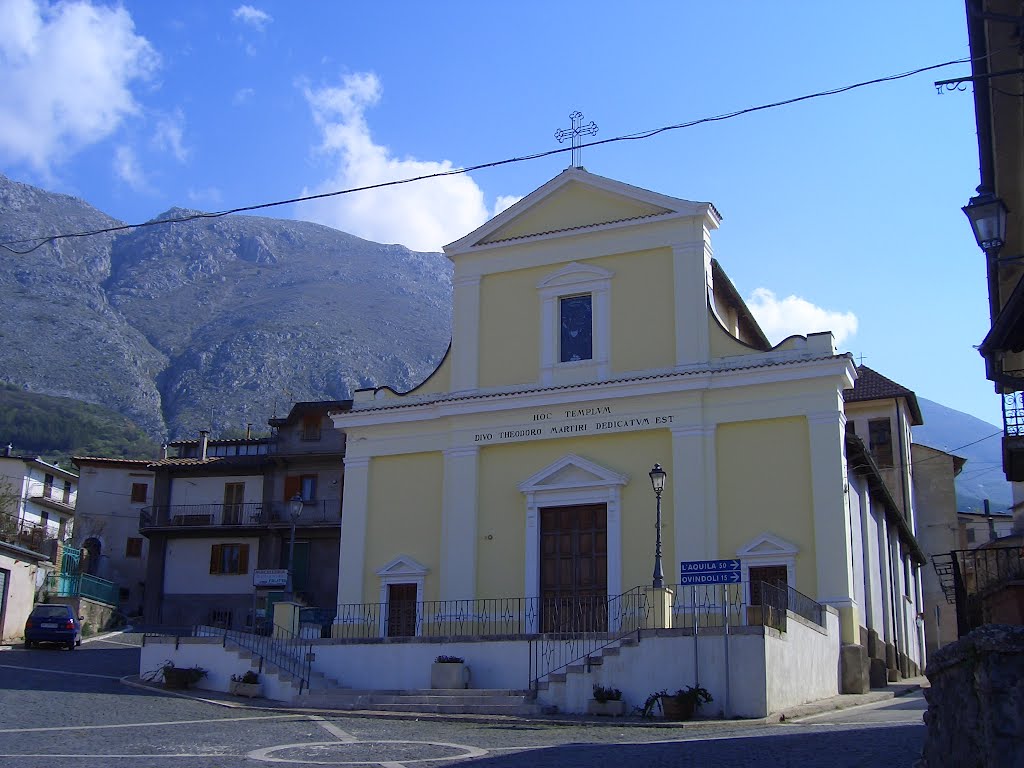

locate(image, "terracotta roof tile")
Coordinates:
843 365 923 425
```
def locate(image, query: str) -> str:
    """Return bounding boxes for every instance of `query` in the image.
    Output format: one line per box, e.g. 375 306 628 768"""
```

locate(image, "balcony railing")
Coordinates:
44 572 119 607
139 499 341 530
933 546 1024 636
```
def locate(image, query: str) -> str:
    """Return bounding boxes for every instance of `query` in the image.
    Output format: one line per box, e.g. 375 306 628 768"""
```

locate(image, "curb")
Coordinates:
117 674 926 728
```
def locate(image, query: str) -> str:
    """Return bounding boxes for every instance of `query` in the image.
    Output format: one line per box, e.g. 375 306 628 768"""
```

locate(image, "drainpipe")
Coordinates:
199 430 210 461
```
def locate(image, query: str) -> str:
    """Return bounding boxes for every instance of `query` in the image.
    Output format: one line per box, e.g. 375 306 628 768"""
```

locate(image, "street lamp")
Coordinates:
649 463 667 589
963 190 1008 255
284 493 303 600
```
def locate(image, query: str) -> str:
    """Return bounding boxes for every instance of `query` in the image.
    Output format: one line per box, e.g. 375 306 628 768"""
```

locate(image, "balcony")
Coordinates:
1002 389 1024 480
28 493 75 514
139 499 341 532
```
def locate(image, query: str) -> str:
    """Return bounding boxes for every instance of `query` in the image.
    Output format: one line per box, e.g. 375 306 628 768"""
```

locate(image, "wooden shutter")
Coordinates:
283 476 301 501
238 544 249 574
210 544 222 574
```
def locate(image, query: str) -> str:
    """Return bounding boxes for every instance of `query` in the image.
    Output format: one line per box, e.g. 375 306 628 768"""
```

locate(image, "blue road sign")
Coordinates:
679 559 741 585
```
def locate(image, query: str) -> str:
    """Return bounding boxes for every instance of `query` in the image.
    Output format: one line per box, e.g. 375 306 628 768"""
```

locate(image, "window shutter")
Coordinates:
283 476 301 501
210 544 221 574
238 544 249 574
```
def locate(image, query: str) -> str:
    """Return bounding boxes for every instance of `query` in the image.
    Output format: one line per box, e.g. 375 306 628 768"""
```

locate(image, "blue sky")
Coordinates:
0 1 999 426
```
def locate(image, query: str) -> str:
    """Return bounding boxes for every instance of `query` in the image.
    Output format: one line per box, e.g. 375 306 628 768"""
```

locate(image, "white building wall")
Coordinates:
169 475 261 507
0 549 44 643
164 538 258 595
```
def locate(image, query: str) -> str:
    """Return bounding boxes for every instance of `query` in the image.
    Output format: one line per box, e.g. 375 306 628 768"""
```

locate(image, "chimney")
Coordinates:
199 430 210 461
984 498 996 542
245 423 252 440
159 443 168 460
4 443 11 457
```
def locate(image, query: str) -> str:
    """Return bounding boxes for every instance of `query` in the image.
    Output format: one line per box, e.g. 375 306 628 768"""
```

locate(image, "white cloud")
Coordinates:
295 72 507 252
152 108 188 162
745 287 859 346
493 195 522 217
233 87 255 105
0 0 158 173
113 144 148 192
232 5 271 30
187 186 223 207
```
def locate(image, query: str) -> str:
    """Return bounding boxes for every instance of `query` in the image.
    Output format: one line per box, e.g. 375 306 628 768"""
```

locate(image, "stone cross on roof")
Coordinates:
555 111 598 168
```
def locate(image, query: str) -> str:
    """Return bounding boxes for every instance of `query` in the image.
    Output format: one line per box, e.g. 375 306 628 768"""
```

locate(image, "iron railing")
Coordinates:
44 572 119 607
198 623 314 694
1003 390 1024 438
934 546 1024 636
140 499 341 530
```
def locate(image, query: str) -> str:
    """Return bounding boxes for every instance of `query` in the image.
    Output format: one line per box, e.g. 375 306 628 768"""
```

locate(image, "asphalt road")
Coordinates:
0 633 926 767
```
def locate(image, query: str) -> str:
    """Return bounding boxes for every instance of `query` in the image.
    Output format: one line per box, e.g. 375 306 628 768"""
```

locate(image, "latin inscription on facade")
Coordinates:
473 404 674 444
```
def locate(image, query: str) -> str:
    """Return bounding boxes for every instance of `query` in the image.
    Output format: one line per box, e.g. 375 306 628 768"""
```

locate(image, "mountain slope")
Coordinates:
915 397 1010 514
0 176 452 440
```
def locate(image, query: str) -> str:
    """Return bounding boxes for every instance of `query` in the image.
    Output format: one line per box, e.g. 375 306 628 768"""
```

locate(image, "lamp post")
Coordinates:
649 463 667 589
284 493 303 601
963 189 1008 256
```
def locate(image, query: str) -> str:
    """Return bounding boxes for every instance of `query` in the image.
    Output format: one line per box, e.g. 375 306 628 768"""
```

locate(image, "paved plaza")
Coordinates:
0 633 926 767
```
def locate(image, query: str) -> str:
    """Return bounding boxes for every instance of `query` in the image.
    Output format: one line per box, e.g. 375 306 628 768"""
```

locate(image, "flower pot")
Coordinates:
162 667 202 690
587 699 627 717
229 681 264 698
660 695 696 721
430 662 469 689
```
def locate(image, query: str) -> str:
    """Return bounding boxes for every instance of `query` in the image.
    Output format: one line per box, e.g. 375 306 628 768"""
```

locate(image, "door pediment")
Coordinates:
518 454 628 493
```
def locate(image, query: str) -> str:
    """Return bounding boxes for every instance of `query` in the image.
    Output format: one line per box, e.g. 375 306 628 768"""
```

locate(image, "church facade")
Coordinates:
329 167 881 657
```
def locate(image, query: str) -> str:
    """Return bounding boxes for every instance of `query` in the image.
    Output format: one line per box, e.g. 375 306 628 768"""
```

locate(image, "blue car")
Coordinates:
24 604 82 650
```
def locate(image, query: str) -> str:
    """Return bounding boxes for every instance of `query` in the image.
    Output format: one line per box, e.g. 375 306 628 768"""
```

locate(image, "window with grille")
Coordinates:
301 414 321 441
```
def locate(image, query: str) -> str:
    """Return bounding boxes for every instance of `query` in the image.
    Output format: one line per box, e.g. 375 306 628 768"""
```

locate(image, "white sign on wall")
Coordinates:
253 569 288 588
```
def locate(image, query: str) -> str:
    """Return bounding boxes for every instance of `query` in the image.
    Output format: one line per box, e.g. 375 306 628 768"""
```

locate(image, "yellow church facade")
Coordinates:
331 168 860 645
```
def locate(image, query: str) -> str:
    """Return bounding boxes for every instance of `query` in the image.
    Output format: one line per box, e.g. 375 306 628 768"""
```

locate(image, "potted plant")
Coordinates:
430 655 470 689
229 670 263 698
587 684 626 716
159 662 207 690
641 685 713 721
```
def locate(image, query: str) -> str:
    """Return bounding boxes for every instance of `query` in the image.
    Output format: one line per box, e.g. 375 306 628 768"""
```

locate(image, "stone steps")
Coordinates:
297 687 542 715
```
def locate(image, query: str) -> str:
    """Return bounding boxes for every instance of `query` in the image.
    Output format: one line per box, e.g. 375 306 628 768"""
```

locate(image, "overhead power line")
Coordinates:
0 52 984 255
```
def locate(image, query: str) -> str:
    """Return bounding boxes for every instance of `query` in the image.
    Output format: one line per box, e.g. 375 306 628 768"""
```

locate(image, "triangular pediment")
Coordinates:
480 181 670 244
736 533 799 558
518 453 628 493
445 168 715 255
375 555 429 577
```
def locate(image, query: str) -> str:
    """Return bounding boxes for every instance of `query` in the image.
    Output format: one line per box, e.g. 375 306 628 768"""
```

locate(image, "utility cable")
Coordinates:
0 52 987 255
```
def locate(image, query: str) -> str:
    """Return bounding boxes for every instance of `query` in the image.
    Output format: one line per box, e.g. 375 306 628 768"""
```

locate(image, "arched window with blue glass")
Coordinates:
560 294 593 363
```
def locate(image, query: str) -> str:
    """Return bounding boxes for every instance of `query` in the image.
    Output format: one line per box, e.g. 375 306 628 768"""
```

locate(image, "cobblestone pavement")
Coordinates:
0 633 925 767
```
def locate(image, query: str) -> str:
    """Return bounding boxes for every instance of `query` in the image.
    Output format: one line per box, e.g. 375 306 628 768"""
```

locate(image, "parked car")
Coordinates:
24 604 82 650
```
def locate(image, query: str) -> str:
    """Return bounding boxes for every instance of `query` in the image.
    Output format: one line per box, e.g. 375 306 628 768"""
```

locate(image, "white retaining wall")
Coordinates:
764 607 840 712
140 636 296 702
139 607 840 717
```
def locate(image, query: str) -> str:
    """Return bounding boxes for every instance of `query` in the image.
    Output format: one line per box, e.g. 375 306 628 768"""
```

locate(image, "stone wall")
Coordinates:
918 624 1024 768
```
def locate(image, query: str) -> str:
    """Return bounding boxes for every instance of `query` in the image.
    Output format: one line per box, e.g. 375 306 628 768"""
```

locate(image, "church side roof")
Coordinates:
843 365 923 425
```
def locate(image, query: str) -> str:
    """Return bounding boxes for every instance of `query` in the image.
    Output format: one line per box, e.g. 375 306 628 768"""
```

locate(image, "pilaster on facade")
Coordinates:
672 242 711 368
450 274 481 392
441 446 479 602
807 409 857 638
670 423 716 563
337 455 371 605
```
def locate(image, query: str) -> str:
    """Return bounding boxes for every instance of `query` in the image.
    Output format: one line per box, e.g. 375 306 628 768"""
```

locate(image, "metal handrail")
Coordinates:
200 623 314 694
139 499 341 529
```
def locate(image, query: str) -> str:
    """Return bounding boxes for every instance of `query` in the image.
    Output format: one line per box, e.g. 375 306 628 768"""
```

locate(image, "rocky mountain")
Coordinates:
0 174 452 440
915 397 1011 515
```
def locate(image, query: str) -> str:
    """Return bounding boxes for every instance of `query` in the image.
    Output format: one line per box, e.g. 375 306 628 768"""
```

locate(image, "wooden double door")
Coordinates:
540 504 608 633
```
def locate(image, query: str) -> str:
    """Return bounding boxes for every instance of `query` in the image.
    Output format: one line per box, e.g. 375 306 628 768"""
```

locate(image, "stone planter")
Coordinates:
162 667 204 690
430 662 469 689
587 699 627 717
229 680 264 698
660 695 696 721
